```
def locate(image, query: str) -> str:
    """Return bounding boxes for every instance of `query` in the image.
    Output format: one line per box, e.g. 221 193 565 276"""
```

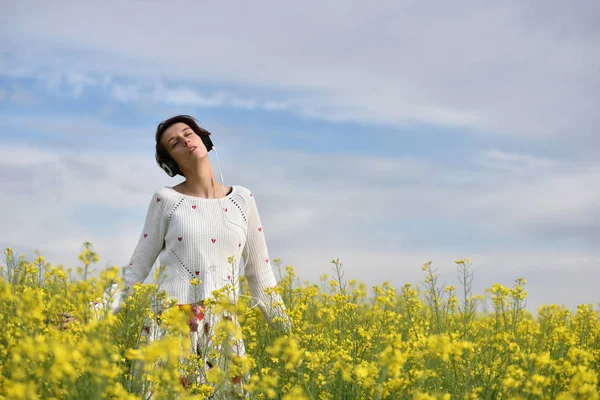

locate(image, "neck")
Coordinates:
180 157 223 198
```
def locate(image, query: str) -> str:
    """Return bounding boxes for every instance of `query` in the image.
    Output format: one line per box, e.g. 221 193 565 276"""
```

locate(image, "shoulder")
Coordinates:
146 187 181 210
232 185 259 205
233 185 252 198
152 186 176 201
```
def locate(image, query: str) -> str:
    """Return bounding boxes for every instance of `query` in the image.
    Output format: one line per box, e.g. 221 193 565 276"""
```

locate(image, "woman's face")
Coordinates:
161 122 208 168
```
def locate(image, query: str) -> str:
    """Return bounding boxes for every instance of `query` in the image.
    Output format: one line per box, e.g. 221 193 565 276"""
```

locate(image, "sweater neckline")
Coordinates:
165 185 237 201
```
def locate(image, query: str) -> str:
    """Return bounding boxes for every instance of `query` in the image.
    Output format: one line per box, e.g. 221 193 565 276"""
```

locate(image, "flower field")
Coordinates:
0 244 598 399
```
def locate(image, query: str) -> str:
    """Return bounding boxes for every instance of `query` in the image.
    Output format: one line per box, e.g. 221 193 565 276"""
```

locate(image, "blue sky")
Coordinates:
1 0 599 312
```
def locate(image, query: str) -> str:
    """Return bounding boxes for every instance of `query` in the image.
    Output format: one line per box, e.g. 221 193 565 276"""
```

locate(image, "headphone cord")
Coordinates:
212 146 260 310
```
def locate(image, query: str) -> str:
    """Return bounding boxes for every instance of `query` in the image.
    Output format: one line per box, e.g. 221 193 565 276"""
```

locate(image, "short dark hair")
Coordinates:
154 115 212 175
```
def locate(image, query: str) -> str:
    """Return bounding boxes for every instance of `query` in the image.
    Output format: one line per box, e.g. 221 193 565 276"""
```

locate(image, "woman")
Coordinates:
114 115 290 396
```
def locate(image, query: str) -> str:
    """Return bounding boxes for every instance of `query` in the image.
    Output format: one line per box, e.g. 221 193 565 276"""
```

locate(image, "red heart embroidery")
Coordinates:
195 271 200 275
227 275 231 280
223 208 228 212
144 233 148 238
192 205 196 209
156 197 161 202
265 258 269 263
211 238 216 243
250 193 253 197
178 237 182 241
258 227 262 232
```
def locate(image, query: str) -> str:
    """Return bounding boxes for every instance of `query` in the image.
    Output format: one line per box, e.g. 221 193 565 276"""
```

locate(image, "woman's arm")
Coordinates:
114 191 167 314
242 192 291 332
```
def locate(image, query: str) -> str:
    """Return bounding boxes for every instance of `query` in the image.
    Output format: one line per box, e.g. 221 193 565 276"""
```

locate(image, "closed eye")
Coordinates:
170 130 193 148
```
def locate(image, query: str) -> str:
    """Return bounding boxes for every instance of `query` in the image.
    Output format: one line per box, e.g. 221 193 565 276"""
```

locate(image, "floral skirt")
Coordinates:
140 301 249 398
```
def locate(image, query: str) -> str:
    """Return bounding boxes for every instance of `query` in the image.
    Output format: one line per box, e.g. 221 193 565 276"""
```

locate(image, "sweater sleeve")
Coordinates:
113 191 167 314
242 192 291 332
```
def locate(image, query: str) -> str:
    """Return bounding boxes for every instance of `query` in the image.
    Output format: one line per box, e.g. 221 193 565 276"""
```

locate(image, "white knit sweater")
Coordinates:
114 184 288 328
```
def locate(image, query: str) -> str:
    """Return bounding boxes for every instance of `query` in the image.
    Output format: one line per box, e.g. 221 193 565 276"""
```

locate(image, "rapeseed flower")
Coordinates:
1 247 599 399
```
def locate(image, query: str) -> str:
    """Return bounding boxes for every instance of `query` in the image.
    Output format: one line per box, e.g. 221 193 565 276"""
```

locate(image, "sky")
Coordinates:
1 0 599 313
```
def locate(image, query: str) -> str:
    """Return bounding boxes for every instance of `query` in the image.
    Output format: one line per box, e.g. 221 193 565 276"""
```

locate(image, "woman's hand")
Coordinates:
50 312 78 330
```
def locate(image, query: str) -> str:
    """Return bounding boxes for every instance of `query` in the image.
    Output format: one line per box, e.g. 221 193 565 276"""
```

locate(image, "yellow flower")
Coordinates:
5 244 600 400
282 386 309 400
190 277 202 286
2 380 38 400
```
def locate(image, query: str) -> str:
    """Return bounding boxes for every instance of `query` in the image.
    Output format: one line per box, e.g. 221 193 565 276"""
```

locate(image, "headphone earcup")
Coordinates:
201 135 214 152
155 153 181 177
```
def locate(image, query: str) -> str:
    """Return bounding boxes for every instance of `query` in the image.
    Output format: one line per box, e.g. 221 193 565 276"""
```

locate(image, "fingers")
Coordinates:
49 313 78 330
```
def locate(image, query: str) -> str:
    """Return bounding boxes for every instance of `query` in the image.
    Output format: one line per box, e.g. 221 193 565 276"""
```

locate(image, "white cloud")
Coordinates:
467 155 600 240
110 83 145 103
2 126 597 245
262 207 319 237
2 1 598 147
0 137 598 311
479 149 556 171
262 101 289 111
229 98 257 110
160 87 226 107
107 80 285 112
0 144 61 166
64 70 103 97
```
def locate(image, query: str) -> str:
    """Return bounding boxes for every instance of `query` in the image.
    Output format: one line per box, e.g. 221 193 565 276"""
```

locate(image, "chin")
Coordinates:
189 151 209 161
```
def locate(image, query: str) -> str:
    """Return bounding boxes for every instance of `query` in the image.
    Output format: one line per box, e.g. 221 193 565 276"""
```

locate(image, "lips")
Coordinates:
188 146 197 153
